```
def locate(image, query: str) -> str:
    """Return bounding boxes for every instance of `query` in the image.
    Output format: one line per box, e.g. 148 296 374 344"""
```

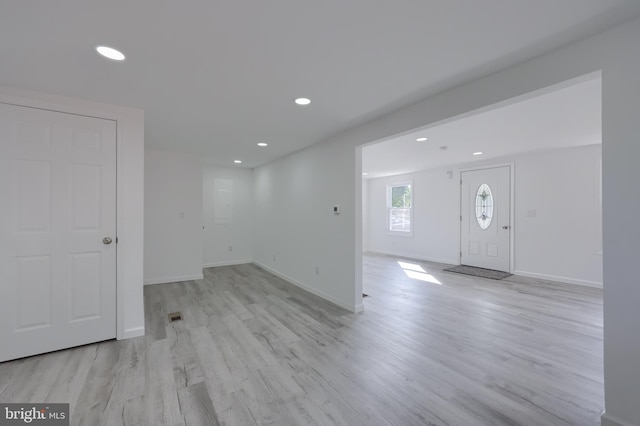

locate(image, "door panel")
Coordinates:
461 166 511 272
0 103 117 362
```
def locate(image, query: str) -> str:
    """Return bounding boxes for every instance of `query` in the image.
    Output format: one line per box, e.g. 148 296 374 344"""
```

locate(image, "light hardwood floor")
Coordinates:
0 254 603 425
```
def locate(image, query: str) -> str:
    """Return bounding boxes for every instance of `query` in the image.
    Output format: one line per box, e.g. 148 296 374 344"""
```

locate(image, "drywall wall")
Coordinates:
203 165 253 267
144 149 203 285
366 166 460 265
252 17 640 425
362 177 370 253
513 145 602 286
0 86 145 340
365 144 603 287
253 137 358 312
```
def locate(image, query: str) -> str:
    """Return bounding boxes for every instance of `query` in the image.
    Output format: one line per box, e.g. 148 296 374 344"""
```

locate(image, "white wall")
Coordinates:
144 149 203 285
202 165 253 267
252 17 640 425
253 138 359 312
367 167 460 265
0 86 145 340
366 144 603 287
362 177 370 253
513 145 602 286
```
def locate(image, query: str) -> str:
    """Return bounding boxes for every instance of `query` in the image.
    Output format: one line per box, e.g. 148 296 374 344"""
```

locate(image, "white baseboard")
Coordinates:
203 260 253 268
601 412 636 426
366 250 458 266
119 326 145 340
253 261 359 313
513 270 602 288
144 274 204 286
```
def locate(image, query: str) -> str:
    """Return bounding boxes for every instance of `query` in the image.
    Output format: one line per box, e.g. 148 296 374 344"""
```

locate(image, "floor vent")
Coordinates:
168 312 183 322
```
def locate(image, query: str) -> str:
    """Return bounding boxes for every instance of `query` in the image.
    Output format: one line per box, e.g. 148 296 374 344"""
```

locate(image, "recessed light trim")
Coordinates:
257 142 268 147
416 137 428 142
362 173 368 176
473 151 483 156
234 160 242 164
95 45 125 61
294 97 311 106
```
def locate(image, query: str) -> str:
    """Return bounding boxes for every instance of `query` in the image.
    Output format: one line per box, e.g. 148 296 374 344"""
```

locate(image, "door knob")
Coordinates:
502 226 509 230
103 237 113 245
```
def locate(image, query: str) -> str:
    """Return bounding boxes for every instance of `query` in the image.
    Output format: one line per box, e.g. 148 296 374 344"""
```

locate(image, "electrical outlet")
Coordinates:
228 245 233 252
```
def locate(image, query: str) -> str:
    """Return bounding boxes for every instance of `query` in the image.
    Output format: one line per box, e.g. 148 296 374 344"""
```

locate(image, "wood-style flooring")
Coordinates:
0 254 604 425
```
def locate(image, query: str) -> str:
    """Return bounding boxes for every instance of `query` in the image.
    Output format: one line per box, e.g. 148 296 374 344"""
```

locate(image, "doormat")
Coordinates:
443 265 512 280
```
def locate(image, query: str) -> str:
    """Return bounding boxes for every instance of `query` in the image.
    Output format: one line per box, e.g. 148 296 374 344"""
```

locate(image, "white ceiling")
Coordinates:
363 77 601 178
1 2 636 168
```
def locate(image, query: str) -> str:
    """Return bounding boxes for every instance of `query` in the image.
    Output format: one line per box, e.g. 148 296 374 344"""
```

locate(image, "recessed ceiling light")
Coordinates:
294 97 311 106
473 151 483 156
257 142 268 147
416 137 428 142
234 160 242 164
95 45 125 61
362 173 368 176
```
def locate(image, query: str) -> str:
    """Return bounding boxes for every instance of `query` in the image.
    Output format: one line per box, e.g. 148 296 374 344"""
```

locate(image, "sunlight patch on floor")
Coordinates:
397 261 442 285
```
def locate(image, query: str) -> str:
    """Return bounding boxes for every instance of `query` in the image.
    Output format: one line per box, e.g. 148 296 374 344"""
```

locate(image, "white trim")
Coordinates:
254 261 359 313
119 326 145 340
203 260 253 268
0 85 145 342
601 412 636 426
144 274 204 286
513 270 602 288
366 250 458 266
459 163 515 273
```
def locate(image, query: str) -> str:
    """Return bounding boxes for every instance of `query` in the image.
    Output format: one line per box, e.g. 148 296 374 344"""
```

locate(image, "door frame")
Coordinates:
0 86 145 340
459 162 515 273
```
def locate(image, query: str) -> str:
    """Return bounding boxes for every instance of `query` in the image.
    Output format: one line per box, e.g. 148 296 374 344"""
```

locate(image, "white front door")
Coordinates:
0 103 117 362
460 166 511 272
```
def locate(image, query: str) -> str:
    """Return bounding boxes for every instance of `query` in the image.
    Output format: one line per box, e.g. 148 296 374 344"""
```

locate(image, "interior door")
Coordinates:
460 166 511 272
0 103 117 362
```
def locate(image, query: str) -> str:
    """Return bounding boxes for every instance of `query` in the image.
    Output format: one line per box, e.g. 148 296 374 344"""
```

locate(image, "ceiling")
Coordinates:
1 2 637 168
363 76 601 178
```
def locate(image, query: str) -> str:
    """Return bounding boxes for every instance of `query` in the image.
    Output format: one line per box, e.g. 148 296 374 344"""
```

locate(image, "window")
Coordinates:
475 183 493 230
388 183 412 234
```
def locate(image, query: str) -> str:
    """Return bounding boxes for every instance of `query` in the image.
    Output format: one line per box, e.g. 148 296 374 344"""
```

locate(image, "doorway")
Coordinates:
0 103 117 362
460 165 512 272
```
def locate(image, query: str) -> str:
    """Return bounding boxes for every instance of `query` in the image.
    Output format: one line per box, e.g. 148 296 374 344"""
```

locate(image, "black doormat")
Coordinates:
443 265 512 280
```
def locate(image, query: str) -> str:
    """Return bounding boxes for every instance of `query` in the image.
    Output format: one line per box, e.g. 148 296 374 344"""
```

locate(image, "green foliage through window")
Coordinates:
391 185 411 208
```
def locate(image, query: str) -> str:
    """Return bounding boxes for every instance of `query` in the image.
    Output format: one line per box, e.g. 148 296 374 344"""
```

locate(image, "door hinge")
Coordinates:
460 215 462 221
116 237 119 244
460 251 462 258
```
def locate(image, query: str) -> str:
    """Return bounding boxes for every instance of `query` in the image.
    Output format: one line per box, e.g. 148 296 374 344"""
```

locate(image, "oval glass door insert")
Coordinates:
475 184 494 229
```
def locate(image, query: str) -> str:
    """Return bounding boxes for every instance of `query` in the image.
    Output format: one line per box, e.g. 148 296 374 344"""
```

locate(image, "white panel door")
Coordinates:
0 103 117 362
461 166 511 272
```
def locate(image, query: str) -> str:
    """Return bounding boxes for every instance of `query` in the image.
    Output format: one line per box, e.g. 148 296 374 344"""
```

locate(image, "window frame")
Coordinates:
386 181 414 237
